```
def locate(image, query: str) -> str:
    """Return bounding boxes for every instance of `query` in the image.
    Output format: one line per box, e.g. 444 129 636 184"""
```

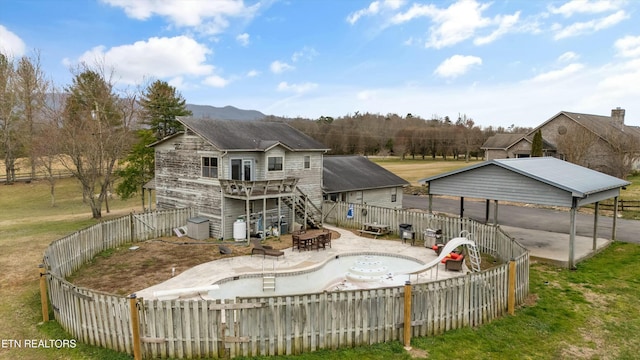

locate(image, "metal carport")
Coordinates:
418 157 630 269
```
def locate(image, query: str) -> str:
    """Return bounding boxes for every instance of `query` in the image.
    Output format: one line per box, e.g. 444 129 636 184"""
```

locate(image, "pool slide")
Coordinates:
403 237 477 275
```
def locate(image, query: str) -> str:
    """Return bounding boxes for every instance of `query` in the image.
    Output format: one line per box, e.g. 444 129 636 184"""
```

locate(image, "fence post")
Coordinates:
508 259 516 315
403 281 412 349
129 294 142 360
130 212 135 242
38 264 49 322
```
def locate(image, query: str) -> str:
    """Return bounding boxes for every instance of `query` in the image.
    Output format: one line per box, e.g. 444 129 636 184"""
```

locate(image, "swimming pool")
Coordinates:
207 253 424 299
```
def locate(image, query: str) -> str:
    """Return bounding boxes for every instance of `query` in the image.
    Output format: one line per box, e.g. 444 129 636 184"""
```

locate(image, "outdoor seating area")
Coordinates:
292 228 332 251
357 222 391 238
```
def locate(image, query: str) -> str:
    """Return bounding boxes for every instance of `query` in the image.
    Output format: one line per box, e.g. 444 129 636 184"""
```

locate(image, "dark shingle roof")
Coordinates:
481 133 527 149
178 118 329 151
323 156 409 193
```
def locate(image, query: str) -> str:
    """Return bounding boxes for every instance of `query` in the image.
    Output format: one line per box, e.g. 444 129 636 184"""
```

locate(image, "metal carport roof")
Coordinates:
418 157 630 268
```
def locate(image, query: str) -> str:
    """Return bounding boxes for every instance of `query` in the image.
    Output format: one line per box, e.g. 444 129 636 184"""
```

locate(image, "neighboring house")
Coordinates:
151 118 329 240
322 156 409 209
482 108 640 176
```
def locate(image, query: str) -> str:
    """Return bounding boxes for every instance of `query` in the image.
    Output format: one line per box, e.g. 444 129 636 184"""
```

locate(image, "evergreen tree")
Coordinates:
116 129 156 211
531 130 543 157
139 80 191 139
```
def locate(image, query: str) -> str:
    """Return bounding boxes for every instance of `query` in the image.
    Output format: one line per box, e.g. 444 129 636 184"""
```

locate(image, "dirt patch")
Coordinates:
69 232 340 296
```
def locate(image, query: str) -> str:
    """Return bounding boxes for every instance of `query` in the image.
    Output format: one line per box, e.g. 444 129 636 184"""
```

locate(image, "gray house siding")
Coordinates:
154 133 325 239
429 165 574 207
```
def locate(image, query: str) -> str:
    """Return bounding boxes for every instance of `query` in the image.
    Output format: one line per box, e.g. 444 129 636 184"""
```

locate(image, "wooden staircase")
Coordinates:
282 188 323 229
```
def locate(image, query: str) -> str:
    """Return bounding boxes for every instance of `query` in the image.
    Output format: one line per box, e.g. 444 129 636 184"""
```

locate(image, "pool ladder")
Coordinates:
262 261 276 291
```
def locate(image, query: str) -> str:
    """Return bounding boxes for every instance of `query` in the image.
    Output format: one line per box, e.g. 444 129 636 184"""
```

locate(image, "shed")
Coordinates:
419 157 630 268
323 156 409 209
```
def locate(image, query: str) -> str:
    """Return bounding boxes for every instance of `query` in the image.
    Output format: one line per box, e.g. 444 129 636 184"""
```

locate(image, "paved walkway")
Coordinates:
137 225 466 300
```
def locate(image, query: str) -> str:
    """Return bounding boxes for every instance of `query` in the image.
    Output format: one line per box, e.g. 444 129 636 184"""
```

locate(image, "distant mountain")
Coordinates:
186 104 266 121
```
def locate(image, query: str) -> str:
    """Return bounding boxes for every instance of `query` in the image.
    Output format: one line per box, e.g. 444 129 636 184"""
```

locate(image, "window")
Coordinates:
202 157 218 178
268 156 283 171
391 187 397 202
304 156 310 169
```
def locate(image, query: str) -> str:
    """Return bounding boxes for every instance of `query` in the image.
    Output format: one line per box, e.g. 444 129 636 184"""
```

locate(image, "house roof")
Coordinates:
323 156 409 193
481 133 527 149
419 157 630 200
529 110 640 144
169 118 330 151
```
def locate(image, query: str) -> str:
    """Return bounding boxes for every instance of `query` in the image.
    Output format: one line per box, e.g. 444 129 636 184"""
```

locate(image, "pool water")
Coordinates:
208 254 422 299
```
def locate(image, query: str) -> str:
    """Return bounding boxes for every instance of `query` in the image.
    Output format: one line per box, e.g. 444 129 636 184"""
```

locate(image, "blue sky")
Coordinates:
1 0 640 128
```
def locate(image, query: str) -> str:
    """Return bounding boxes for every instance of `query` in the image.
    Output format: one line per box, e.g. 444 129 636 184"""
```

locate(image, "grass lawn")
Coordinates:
2 160 640 359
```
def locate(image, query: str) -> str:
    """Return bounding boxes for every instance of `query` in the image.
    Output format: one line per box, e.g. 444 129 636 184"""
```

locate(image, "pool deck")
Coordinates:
136 225 467 300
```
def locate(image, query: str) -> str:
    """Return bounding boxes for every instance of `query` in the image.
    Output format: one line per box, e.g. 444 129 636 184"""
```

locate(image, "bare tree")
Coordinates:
58 65 134 219
556 126 599 167
14 53 48 180
604 128 640 178
0 53 20 184
34 86 65 206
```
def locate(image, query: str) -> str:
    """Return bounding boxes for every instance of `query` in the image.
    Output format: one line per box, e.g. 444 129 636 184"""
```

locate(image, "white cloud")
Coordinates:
102 0 259 35
474 12 520 45
553 10 628 39
236 33 250 47
357 90 377 100
246 69 260 77
615 35 640 58
277 81 318 94
76 36 213 85
346 0 404 24
292 47 318 62
434 55 482 78
558 51 580 62
0 25 26 57
203 75 230 88
270 60 294 74
548 0 622 17
527 63 585 83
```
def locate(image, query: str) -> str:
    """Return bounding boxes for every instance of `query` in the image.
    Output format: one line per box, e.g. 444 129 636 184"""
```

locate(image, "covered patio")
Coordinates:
419 157 630 269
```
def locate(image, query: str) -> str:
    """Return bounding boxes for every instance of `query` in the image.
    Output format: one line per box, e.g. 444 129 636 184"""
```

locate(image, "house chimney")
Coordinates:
611 107 625 125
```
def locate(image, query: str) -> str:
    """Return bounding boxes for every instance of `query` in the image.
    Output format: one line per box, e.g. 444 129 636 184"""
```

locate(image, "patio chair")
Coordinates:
292 233 301 251
445 255 465 271
321 231 332 248
251 239 284 259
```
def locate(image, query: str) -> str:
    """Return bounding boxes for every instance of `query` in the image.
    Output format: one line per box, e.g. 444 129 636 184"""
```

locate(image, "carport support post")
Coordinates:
494 200 499 226
593 202 599 251
569 198 578 269
612 196 620 240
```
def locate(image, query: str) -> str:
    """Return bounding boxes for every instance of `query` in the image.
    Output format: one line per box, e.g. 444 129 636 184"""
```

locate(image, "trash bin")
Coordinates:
187 216 210 240
280 221 289 235
399 223 415 244
424 228 442 248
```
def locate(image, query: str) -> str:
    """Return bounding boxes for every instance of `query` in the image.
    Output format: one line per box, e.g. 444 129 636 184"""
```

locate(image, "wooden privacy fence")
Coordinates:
42 208 195 356
41 203 528 359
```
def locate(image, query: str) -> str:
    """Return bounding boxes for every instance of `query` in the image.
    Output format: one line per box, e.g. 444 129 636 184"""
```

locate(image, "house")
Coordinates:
481 108 640 177
151 118 329 240
322 156 409 209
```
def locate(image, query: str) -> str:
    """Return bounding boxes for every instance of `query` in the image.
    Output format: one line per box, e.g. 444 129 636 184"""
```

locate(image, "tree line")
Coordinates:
277 112 531 160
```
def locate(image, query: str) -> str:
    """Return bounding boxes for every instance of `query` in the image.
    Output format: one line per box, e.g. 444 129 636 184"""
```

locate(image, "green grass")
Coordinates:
3 163 640 359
